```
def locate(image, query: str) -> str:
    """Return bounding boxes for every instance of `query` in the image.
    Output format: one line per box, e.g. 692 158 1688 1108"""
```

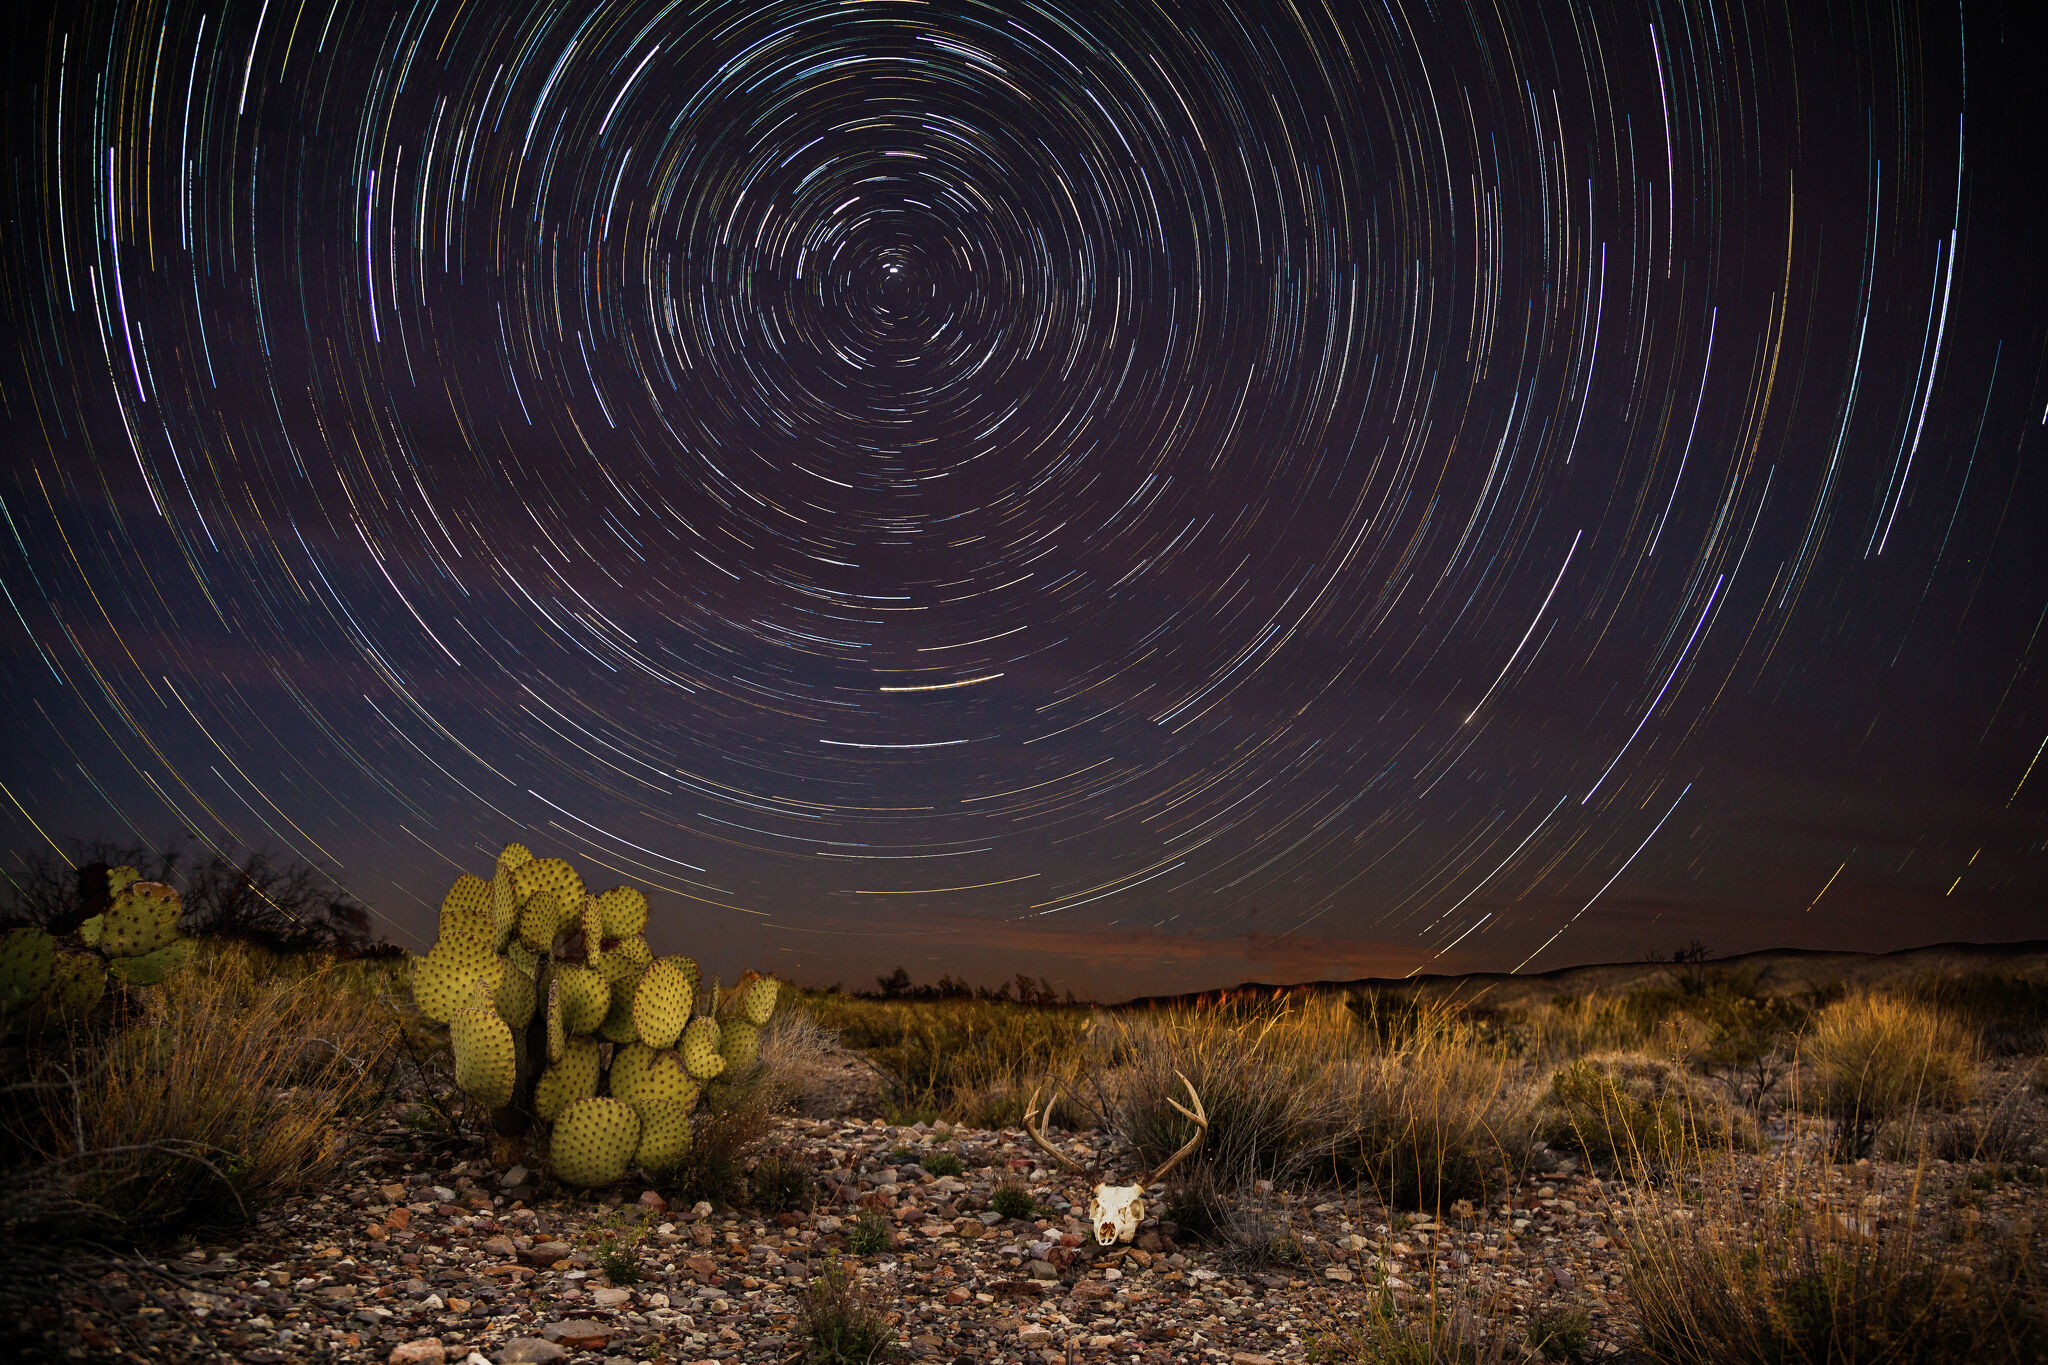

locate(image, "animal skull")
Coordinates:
1024 1072 1208 1245
1089 1183 1147 1245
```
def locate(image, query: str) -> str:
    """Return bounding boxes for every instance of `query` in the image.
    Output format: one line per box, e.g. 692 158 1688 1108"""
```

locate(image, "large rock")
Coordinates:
387 1340 443 1365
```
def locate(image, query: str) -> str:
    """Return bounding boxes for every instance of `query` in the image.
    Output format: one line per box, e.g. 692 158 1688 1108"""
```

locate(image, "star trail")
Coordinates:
2 0 2042 997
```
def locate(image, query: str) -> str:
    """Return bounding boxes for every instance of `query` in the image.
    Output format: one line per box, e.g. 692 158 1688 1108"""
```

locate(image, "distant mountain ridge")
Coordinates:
1112 939 2048 1010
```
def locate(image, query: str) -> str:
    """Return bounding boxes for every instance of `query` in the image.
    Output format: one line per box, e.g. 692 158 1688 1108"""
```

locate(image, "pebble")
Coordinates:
387 1339 442 1365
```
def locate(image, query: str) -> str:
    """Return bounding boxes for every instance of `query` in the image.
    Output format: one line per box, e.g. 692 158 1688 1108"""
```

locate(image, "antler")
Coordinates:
1137 1070 1209 1185
1022 1083 1092 1175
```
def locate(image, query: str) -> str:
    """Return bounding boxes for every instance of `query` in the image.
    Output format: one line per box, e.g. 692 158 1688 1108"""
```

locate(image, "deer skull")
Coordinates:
1089 1183 1147 1245
1024 1072 1208 1246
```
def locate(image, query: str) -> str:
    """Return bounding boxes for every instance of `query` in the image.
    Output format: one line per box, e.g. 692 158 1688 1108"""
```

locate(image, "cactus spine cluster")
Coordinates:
0 866 194 1034
409 843 783 1187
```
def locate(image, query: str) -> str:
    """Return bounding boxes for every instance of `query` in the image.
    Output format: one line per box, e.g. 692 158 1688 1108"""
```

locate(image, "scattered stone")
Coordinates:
387 1340 443 1365
495 1340 570 1365
538 1320 610 1351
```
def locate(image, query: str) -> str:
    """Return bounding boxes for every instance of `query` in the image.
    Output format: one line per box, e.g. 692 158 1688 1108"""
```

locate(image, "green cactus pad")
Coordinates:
438 874 494 942
598 970 644 1043
107 937 193 986
507 940 539 977
608 1040 655 1097
740 973 780 1026
493 962 537 1029
632 957 694 1049
632 1098 693 1171
100 882 182 957
680 1017 726 1080
77 914 104 946
107 865 142 896
595 886 649 939
550 1097 641 1187
411 936 502 1024
534 1036 602 1121
545 974 566 1063
516 889 566 951
554 963 609 1035
720 1019 760 1068
0 928 58 1016
37 952 108 1022
450 1003 518 1108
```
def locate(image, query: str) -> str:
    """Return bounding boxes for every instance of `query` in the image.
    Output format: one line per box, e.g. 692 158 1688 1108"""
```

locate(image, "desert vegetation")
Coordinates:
3 860 2043 1363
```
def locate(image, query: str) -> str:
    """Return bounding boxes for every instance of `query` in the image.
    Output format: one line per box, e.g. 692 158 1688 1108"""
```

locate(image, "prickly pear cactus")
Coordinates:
2 867 192 1035
408 843 784 1187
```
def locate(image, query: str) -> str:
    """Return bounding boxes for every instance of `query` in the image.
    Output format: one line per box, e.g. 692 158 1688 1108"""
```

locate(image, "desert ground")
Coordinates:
4 939 2045 1364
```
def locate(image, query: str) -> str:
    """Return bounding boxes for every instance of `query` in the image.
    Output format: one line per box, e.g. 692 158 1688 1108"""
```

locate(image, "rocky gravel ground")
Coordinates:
19 1108 1665 1365
14 1056 2042 1363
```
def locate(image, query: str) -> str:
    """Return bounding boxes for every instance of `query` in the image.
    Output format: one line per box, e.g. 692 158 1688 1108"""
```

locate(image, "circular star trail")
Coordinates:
2 0 2042 992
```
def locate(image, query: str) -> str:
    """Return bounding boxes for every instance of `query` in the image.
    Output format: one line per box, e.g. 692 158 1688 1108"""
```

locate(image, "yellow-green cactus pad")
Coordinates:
450 1002 517 1108
598 970 644 1043
632 957 694 1049
496 841 534 874
107 865 143 896
101 882 182 957
632 1098 693 1171
534 1037 603 1121
580 895 604 967
525 857 586 908
507 940 539 977
597 935 652 983
608 1041 655 1099
493 962 537 1029
545 974 566 1063
439 874 494 942
489 865 520 946
516 889 565 951
680 1017 726 1080
614 1047 698 1108
550 1096 641 1187
411 935 502 1024
720 1019 760 1068
740 973 780 1026
107 937 193 986
554 963 609 1035
595 886 649 939
77 914 104 946
0 928 58 1015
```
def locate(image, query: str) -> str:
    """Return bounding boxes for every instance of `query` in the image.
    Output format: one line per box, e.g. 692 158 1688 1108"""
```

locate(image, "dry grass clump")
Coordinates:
1621 1148 2046 1363
1106 1001 1357 1234
794 992 1095 1127
0 939 397 1238
759 1005 851 1118
1800 994 1977 1159
1348 1017 1538 1210
1307 1281 1510 1363
1544 1051 1754 1174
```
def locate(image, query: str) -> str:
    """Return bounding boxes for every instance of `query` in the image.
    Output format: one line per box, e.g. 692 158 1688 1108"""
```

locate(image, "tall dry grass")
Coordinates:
1620 1138 2045 1363
0 939 398 1238
1799 993 1977 1159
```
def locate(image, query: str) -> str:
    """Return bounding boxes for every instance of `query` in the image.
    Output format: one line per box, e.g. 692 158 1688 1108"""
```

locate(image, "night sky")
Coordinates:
2 0 2043 1000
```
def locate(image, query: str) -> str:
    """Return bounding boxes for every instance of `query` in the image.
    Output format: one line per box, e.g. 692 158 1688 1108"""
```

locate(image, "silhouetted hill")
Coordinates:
1111 939 2048 1010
